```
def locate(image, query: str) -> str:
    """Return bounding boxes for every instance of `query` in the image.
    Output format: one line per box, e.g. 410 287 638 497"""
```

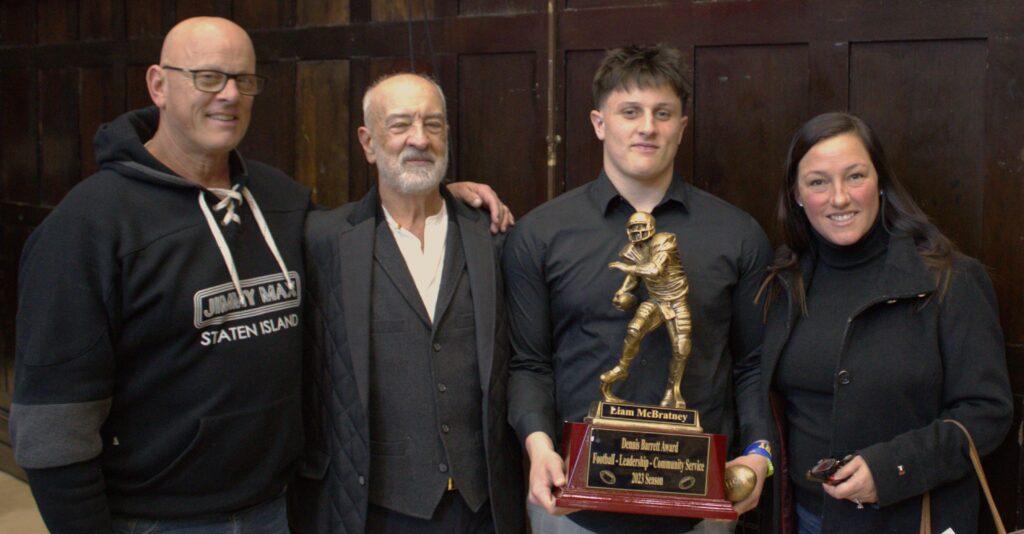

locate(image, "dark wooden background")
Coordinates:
2 0 1022 530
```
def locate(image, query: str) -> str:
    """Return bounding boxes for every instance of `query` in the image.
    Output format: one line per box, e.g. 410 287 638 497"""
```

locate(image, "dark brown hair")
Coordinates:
759 111 956 314
592 44 692 110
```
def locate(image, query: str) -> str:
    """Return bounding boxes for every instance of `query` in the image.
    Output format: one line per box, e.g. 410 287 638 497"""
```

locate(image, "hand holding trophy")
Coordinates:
555 212 756 519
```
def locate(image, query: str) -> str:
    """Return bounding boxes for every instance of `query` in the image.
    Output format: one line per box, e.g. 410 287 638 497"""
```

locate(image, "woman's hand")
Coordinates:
822 455 878 508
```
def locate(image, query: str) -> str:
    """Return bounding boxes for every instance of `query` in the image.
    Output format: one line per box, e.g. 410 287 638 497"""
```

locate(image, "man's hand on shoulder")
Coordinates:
524 431 577 516
446 181 515 234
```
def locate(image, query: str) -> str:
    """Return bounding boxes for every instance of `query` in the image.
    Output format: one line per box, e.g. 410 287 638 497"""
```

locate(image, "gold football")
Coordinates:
723 465 757 502
612 292 637 311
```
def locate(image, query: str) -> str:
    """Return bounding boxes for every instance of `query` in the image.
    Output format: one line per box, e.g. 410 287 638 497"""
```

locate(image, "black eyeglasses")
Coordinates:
161 65 267 96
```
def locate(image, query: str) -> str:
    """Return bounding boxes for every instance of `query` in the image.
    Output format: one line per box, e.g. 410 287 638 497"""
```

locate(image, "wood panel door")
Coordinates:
1 2 1022 531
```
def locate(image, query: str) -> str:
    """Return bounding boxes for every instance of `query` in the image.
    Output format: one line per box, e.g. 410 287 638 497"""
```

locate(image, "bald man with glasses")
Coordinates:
10 17 508 534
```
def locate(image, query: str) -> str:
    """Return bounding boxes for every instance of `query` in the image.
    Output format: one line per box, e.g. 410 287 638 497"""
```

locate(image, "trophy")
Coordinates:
554 212 755 519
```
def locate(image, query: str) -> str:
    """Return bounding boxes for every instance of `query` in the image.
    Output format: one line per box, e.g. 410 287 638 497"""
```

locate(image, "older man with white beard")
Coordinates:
289 73 524 534
361 74 451 197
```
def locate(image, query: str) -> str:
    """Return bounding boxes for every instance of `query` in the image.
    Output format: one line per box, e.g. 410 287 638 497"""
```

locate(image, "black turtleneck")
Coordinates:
774 219 888 516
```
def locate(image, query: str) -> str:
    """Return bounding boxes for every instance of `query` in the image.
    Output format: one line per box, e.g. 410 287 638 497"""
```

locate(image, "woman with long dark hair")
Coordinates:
758 112 1011 533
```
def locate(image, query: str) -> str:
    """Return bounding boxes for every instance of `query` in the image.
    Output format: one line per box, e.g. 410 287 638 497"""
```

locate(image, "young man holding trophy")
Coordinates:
504 44 773 533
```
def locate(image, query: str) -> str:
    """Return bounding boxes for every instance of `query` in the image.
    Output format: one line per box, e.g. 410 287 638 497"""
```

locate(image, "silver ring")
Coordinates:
854 498 864 509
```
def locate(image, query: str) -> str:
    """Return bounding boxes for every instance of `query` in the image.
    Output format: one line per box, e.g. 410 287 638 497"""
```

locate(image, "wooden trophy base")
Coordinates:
554 402 737 520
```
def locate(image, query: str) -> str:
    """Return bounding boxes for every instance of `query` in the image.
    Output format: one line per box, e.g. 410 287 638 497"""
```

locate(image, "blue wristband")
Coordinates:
744 440 774 477
743 439 772 459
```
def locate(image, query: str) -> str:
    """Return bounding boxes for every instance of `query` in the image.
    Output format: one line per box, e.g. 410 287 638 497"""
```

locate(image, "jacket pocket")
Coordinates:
297 448 331 480
370 439 408 457
372 319 408 334
453 312 475 329
119 396 301 494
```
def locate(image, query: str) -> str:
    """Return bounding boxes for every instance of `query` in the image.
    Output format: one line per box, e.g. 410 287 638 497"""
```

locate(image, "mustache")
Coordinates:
400 149 436 164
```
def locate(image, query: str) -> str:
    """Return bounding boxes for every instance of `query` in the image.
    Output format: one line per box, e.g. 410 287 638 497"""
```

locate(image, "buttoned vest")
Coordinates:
366 211 488 518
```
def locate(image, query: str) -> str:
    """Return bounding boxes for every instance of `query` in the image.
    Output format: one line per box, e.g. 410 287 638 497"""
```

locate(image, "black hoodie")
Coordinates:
11 107 311 532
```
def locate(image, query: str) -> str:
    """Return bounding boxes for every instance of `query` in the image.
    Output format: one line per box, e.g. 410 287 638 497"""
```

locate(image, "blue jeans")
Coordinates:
796 503 823 534
111 494 289 534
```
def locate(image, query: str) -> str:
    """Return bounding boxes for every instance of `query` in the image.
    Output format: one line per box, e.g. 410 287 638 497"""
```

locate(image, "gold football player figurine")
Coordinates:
601 212 692 408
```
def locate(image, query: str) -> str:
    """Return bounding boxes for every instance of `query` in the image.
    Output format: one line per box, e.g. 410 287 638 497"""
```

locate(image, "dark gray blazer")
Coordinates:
288 186 524 533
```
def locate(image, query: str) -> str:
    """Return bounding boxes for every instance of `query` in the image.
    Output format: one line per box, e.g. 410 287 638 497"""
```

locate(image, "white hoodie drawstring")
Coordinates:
241 187 293 291
210 186 242 225
199 185 293 300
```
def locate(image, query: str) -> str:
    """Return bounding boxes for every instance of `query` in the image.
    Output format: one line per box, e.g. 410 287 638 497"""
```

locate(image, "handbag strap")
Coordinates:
943 419 1007 534
919 491 931 534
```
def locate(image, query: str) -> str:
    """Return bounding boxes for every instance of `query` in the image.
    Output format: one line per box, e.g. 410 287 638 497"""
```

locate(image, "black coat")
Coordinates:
760 233 1012 533
288 187 524 533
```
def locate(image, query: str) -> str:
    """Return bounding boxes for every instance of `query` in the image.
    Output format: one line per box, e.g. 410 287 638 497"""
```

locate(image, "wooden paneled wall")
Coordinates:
2 1 1023 530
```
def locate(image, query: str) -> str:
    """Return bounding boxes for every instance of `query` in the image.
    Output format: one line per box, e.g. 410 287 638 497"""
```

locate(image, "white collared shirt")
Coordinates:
382 202 448 323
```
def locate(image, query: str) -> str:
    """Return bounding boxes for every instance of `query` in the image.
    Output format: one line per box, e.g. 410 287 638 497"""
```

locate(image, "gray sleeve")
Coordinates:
11 399 112 469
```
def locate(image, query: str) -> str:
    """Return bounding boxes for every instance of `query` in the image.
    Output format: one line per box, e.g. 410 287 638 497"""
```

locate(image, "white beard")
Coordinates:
378 148 448 195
